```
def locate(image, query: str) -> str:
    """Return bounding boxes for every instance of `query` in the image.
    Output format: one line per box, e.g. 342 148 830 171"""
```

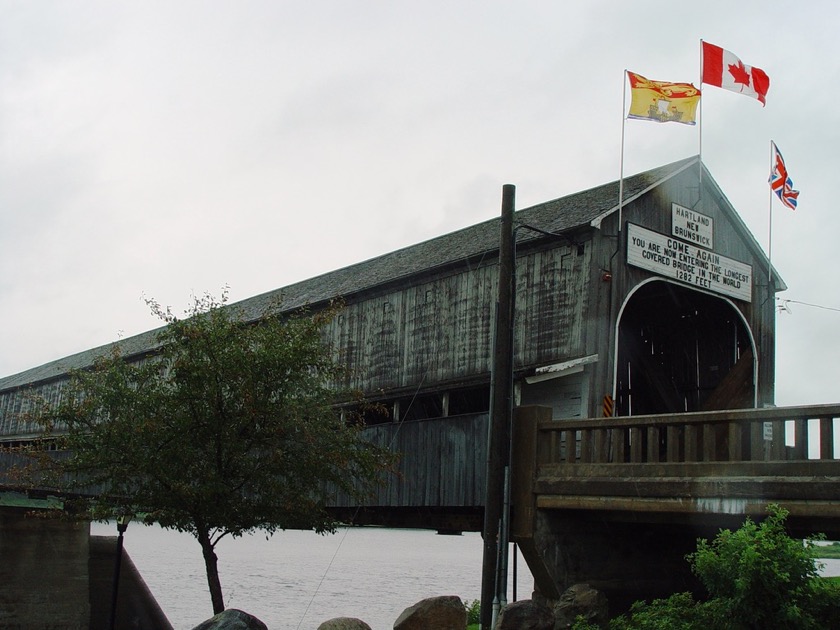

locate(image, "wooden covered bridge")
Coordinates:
2 156 840 622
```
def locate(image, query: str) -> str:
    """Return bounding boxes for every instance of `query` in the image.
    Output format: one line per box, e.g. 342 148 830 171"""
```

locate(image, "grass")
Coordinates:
812 541 840 559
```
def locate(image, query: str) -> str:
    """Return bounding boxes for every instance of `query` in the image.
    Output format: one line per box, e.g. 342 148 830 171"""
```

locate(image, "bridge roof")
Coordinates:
0 156 775 391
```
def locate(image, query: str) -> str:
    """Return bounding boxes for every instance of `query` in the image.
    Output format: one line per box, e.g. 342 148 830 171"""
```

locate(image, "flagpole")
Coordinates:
698 39 704 198
618 69 627 232
768 140 775 285
699 38 703 161
614 69 627 411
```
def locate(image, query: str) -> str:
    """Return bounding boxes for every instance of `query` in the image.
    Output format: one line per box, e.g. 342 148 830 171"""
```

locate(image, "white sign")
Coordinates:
627 223 753 302
672 203 713 249
763 421 773 441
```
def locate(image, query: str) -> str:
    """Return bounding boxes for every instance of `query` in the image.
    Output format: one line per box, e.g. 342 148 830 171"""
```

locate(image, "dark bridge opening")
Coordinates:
616 281 755 416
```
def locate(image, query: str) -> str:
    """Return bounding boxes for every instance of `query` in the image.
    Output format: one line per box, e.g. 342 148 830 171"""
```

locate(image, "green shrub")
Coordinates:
604 505 840 630
688 505 825 629
464 599 480 625
606 592 717 630
570 615 601 630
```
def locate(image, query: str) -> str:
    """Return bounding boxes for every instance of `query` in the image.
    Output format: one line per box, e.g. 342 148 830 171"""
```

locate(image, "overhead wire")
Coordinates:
296 242 497 628
295 370 429 629
776 297 840 314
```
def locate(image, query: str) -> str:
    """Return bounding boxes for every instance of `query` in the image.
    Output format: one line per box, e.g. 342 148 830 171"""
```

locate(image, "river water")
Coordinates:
90 522 840 630
90 522 521 630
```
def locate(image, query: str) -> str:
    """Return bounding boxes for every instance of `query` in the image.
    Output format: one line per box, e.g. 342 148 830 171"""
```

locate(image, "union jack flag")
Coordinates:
769 141 799 210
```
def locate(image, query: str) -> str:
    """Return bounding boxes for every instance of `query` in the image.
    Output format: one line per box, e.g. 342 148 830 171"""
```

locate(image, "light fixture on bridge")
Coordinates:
109 512 133 630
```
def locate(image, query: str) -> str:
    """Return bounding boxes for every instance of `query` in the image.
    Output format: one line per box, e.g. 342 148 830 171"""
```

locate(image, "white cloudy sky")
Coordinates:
1 1 837 407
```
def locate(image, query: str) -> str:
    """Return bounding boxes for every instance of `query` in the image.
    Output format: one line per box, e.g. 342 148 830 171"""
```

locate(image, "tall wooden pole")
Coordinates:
480 184 515 629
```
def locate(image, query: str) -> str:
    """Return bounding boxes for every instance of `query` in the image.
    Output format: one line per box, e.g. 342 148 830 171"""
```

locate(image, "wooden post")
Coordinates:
566 430 577 464
647 426 660 463
630 427 643 463
728 421 743 461
480 184 515 630
510 405 561 600
750 420 764 461
510 406 543 540
792 419 808 460
614 427 627 463
685 424 698 462
820 417 834 460
666 425 680 462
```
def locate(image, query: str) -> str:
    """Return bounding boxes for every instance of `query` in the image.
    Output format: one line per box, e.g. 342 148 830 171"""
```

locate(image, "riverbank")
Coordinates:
92 521 840 629
91 523 525 630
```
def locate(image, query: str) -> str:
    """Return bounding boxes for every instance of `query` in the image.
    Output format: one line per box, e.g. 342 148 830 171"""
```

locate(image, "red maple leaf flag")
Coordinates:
702 41 770 105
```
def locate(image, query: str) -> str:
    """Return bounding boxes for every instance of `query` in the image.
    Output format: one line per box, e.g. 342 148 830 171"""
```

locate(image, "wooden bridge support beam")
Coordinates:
510 405 561 600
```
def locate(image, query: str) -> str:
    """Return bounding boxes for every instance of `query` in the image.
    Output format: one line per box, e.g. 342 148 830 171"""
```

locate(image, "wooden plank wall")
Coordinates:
0 380 65 439
2 242 591 438
329 412 489 508
328 242 590 394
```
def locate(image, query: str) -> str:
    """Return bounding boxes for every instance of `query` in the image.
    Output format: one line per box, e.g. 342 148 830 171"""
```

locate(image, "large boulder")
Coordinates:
496 599 554 630
553 584 609 629
190 609 267 630
317 618 372 630
393 595 466 630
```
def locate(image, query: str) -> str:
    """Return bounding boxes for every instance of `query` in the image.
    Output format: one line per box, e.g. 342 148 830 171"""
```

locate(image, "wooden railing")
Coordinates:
504 406 840 600
535 404 840 466
509 405 840 604
510 405 840 534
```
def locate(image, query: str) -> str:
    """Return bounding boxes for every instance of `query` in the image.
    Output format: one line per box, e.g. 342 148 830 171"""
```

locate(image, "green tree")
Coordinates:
40 292 391 615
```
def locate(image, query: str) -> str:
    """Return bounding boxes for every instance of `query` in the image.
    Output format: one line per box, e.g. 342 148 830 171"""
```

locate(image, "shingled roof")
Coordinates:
0 156 702 391
236 155 701 316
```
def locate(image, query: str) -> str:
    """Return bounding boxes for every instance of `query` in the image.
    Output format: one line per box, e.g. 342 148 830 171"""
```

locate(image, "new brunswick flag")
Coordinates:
627 71 701 125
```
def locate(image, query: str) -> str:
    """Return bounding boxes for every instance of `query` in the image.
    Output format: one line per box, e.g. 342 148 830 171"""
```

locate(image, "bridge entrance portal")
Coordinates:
616 280 755 416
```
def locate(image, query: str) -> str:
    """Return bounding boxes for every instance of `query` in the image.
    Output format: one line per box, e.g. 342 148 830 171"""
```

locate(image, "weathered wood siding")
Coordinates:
329 413 488 508
2 239 589 438
515 243 590 369
0 380 65 439
1 161 779 439
328 242 591 394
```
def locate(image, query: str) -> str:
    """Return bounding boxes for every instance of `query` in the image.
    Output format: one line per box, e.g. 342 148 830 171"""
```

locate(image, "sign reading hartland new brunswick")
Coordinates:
671 203 713 248
627 220 752 302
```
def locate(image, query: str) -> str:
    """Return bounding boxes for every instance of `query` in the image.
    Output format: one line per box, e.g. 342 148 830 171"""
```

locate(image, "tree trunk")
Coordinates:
198 529 225 614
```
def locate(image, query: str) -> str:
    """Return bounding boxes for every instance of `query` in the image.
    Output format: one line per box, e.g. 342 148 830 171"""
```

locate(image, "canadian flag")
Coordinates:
702 41 770 105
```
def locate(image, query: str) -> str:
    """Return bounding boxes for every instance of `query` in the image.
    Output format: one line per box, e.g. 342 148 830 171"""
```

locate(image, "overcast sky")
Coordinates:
1 1 837 408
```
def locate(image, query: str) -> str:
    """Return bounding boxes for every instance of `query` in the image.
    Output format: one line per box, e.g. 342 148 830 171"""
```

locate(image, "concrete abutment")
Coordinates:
0 507 171 629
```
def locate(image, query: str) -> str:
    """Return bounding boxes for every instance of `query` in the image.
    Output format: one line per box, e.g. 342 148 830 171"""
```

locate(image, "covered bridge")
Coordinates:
1 155 803 622
1 155 781 527
1 155 778 426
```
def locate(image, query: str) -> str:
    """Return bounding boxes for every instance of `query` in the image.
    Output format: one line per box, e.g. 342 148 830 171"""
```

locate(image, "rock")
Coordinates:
393 595 467 630
496 599 554 630
553 584 609 629
190 608 268 630
317 618 372 630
